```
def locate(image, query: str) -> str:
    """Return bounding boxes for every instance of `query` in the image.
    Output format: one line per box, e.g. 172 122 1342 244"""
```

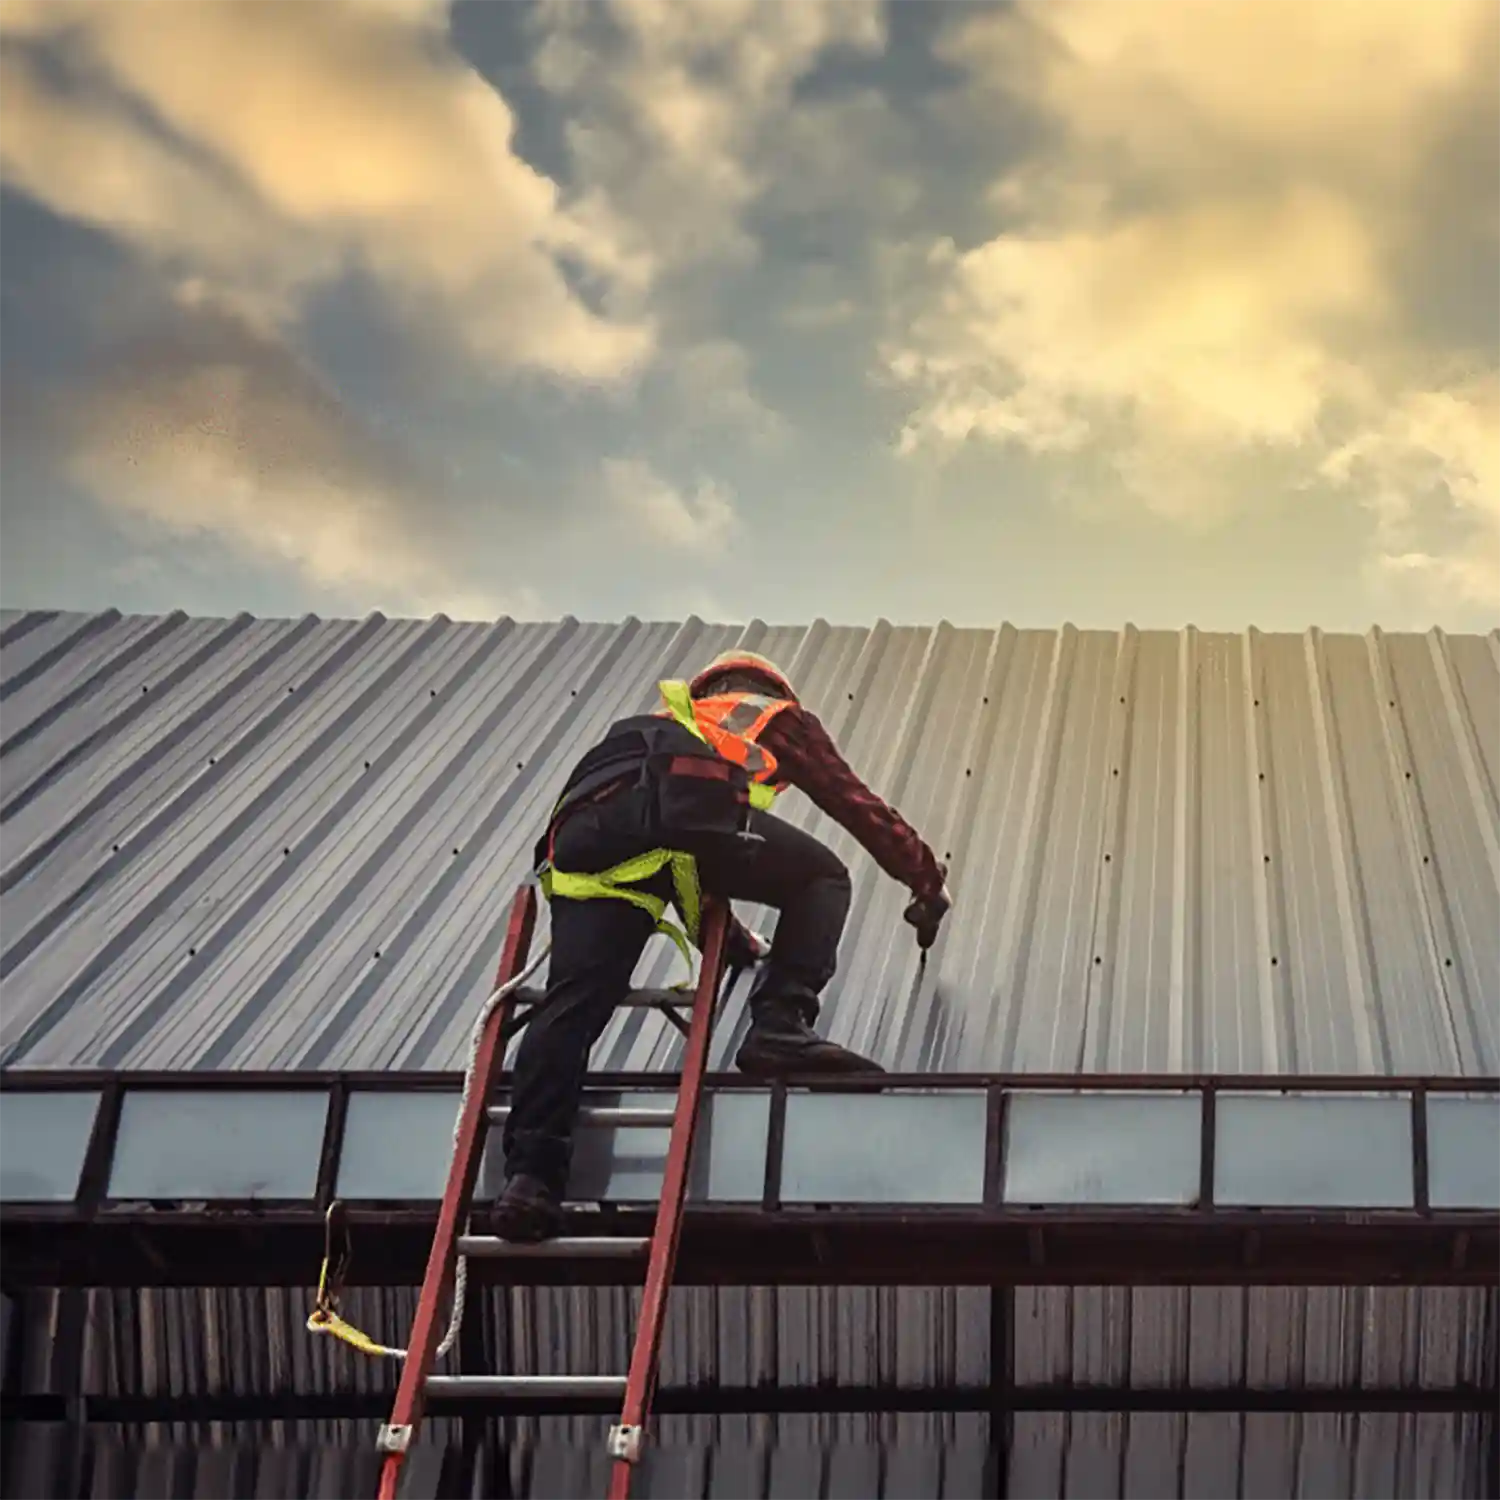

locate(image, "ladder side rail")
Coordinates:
606 899 729 1500
376 882 538 1500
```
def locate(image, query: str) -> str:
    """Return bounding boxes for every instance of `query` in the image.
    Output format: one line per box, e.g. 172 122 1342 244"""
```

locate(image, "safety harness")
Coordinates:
537 678 782 973
541 848 702 972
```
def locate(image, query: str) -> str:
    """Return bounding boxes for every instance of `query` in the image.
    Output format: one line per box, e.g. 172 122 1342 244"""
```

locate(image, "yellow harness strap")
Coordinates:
658 679 710 740
305 1202 406 1359
542 847 702 973
307 1305 405 1359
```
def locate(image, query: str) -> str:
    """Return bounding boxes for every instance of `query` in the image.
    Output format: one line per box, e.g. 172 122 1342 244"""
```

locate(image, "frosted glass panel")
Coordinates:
564 1091 770 1204
0 1091 99 1201
1428 1097 1500 1209
337 1091 486 1200
1215 1095 1413 1208
339 1089 769 1203
781 1092 986 1204
109 1090 327 1200
1005 1092 1201 1205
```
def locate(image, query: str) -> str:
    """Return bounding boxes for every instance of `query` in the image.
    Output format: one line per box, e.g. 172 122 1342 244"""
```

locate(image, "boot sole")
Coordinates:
734 1051 888 1081
491 1201 563 1244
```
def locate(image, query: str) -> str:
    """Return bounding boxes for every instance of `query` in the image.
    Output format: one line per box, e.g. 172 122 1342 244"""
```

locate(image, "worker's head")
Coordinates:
690 650 798 704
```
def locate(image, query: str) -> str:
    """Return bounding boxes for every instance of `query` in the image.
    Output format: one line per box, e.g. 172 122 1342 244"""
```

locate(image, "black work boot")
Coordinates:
492 1173 563 1243
734 995 885 1078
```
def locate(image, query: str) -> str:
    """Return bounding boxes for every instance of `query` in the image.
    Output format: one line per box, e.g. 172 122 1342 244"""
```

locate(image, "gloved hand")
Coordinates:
903 868 952 952
725 919 771 970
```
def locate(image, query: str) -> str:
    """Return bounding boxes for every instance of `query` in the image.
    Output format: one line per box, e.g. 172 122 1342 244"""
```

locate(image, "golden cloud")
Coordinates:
967 0 1481 187
887 0 1498 604
0 0 652 382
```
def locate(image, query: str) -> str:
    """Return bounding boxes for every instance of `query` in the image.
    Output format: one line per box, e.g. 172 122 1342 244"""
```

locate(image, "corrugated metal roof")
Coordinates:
1 609 1495 1075
2 611 1496 1462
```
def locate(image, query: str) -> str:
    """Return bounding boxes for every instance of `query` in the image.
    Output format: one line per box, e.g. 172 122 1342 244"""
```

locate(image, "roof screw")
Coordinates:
208 757 216 766
1264 854 1271 863
1423 856 1430 865
364 761 371 771
982 697 989 705
374 950 382 960
516 762 523 771
1112 768 1119 777
1259 772 1266 781
111 844 120 853
1405 771 1413 779
188 948 196 958
1254 699 1260 707
430 689 437 698
1104 853 1111 862
1271 956 1279 966
1119 696 1126 705
287 686 295 693
283 848 290 856
1094 955 1103 965
453 848 460 856
1444 958 1454 967
141 685 149 694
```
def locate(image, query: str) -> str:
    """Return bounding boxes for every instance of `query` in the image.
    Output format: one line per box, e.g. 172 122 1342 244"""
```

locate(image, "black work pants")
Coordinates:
501 793 852 1194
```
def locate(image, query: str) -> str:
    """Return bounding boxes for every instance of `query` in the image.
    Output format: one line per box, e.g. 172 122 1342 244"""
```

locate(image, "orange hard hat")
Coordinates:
689 650 798 704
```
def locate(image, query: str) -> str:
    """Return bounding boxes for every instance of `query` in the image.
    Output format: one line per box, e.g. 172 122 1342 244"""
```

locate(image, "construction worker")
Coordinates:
493 649 952 1241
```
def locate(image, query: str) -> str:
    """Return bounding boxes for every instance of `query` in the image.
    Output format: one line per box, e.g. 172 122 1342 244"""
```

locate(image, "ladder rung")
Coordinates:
426 1374 626 1399
510 986 689 1010
457 1235 651 1258
487 1105 676 1128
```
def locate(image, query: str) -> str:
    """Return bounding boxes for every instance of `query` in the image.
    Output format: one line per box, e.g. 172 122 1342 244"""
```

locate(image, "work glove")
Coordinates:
903 868 952 953
724 918 771 970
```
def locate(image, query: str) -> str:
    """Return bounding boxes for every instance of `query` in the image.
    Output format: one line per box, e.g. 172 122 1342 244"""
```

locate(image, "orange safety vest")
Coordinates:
655 680 794 807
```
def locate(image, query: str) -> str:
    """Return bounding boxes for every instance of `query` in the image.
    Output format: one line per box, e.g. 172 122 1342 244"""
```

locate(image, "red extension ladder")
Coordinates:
374 881 731 1500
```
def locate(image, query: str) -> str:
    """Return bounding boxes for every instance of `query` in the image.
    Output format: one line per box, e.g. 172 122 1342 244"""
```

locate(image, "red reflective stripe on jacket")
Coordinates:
656 691 795 788
666 756 736 781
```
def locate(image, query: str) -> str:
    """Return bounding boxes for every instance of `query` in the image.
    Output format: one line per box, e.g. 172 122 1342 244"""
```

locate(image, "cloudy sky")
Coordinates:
1 0 1495 632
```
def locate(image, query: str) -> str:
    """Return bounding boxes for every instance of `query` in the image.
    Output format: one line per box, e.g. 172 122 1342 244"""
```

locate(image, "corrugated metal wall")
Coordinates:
7 1285 966 1421
2 610 1495 1075
1 1284 1485 1408
3 1417 1494 1498
1002 1413 1494 1500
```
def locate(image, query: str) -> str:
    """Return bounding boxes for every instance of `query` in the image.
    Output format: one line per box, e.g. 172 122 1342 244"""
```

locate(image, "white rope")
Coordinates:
309 938 552 1361
433 939 551 1361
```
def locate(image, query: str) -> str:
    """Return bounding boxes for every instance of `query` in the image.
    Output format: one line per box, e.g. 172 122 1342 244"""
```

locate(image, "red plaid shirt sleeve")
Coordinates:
757 707 945 899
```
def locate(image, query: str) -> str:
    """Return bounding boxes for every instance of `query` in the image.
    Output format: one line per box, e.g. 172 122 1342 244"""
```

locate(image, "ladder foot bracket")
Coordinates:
608 1424 643 1464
